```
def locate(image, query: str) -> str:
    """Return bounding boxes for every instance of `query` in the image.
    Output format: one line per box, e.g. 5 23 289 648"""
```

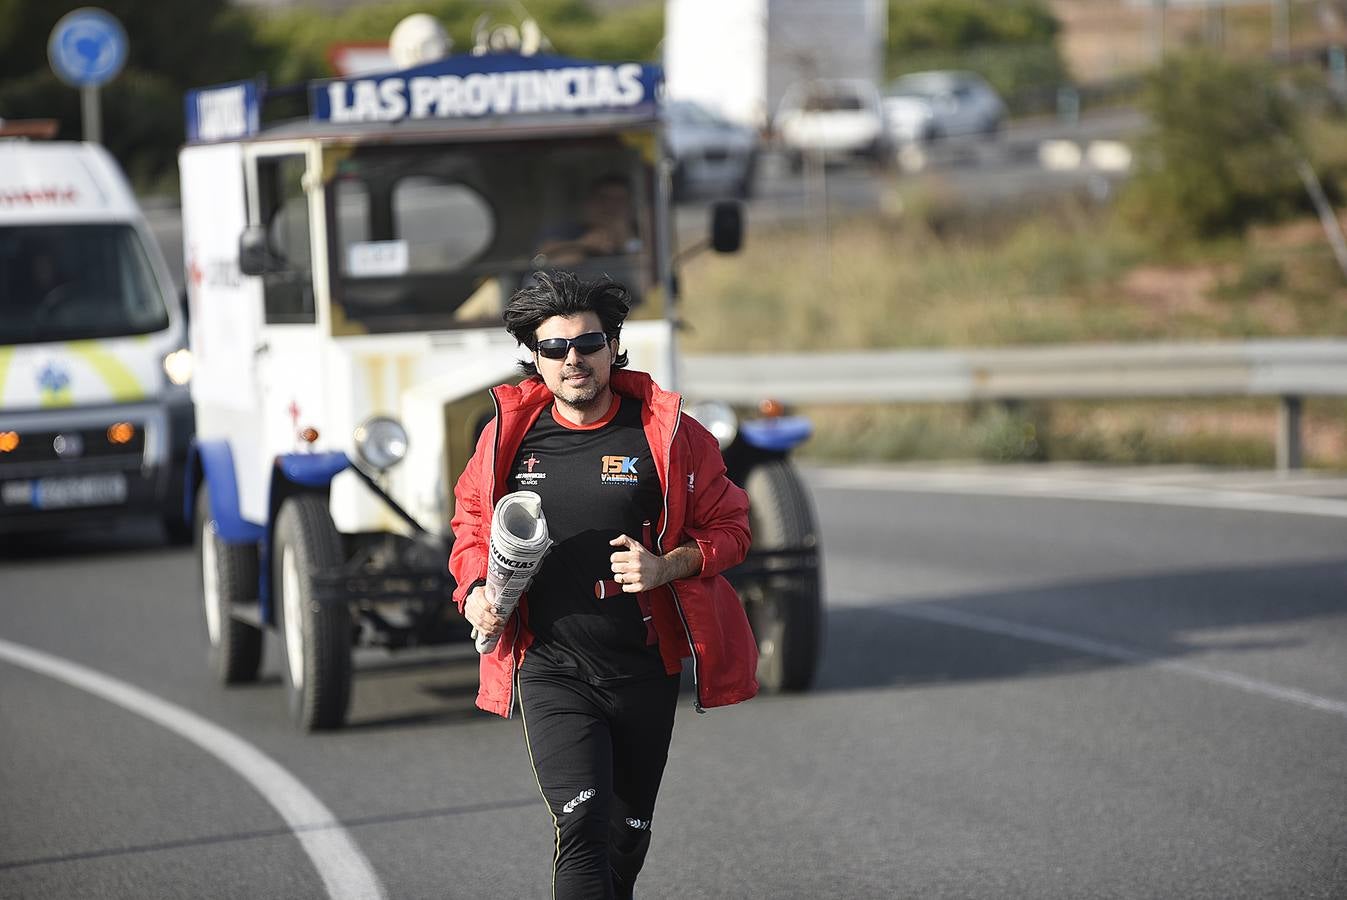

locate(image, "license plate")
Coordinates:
1 474 128 510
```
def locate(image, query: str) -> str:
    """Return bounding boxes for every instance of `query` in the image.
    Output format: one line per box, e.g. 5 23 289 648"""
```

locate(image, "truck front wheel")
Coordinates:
197 484 263 684
743 460 823 692
274 495 352 731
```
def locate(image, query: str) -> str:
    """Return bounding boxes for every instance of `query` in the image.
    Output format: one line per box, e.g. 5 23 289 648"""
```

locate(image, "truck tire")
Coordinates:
743 460 823 692
196 484 263 685
274 494 352 731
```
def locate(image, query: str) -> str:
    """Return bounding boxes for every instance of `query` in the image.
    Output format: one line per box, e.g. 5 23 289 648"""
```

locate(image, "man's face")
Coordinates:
534 312 614 412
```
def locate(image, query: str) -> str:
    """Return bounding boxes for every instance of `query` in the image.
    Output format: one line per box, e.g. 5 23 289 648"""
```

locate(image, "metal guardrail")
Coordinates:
683 340 1347 471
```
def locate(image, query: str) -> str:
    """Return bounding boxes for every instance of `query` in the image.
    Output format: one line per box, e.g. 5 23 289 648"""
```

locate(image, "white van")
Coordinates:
0 135 194 541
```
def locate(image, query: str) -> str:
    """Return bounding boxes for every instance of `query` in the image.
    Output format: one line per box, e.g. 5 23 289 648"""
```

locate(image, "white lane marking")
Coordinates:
811 467 1347 520
863 602 1347 720
0 638 386 900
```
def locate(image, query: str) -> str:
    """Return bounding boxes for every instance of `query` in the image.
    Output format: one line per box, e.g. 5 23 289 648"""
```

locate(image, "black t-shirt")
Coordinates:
510 395 667 684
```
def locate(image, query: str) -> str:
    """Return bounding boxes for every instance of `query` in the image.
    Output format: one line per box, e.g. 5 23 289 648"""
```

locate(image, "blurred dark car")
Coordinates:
664 100 759 201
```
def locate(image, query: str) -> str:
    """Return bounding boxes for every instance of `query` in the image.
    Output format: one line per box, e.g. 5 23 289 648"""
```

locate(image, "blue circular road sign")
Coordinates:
48 8 128 88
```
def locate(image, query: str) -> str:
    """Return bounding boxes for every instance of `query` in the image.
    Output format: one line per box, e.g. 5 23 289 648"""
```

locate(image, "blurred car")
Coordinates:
774 79 890 169
882 70 1006 144
664 100 759 201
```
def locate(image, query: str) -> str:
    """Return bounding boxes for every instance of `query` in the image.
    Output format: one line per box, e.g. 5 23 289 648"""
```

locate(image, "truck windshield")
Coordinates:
0 224 169 346
326 137 656 335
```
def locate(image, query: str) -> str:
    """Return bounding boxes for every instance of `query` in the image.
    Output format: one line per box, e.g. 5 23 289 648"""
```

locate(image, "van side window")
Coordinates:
256 154 314 324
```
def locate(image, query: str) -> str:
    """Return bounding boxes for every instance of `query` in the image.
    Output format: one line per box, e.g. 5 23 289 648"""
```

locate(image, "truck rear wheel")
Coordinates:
743 460 823 692
196 484 263 684
274 494 352 731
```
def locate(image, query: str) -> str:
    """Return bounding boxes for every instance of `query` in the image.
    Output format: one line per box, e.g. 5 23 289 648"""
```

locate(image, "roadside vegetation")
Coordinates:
679 204 1347 468
681 52 1347 468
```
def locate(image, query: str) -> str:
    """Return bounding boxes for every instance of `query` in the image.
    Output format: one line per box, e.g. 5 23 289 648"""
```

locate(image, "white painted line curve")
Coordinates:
871 603 1347 720
0 638 386 900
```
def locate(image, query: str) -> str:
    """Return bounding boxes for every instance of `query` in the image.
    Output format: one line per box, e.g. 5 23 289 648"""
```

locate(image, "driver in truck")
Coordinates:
533 174 640 268
450 271 759 899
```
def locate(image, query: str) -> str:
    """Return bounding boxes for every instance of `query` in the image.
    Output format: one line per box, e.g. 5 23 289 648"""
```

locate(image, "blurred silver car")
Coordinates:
664 100 759 201
883 70 1007 144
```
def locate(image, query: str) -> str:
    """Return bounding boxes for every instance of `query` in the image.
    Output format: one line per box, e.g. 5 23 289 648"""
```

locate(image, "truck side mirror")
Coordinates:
238 225 273 276
710 201 743 254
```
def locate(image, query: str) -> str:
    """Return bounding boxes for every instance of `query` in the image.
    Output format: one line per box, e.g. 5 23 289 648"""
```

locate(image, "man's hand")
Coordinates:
576 228 618 256
464 582 506 641
609 535 702 593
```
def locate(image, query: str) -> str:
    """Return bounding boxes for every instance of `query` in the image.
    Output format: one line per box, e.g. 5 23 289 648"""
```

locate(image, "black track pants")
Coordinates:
517 668 680 900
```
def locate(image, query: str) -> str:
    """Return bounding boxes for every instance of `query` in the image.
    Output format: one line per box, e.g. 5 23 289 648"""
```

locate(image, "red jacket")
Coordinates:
449 369 759 718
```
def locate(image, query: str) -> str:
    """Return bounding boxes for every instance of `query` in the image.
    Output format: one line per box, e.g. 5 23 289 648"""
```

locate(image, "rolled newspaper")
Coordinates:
477 490 551 654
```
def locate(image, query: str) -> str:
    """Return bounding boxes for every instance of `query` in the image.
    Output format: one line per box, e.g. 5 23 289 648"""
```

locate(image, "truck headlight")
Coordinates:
354 416 409 471
163 349 193 386
686 400 737 449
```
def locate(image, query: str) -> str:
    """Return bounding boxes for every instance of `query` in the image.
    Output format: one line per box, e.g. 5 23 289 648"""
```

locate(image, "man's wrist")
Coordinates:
663 543 703 584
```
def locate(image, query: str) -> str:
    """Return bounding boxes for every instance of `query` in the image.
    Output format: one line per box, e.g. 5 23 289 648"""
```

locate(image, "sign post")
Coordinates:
47 7 128 144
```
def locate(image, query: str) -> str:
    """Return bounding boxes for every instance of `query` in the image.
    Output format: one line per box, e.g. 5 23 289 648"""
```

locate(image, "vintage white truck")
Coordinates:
179 49 822 730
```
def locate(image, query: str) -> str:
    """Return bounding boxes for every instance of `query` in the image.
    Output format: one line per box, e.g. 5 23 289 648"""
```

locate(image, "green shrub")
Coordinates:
253 0 662 86
1121 52 1305 240
887 0 1057 51
885 0 1066 109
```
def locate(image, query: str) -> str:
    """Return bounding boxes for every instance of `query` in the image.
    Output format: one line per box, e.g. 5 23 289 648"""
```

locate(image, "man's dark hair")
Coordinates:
504 271 631 377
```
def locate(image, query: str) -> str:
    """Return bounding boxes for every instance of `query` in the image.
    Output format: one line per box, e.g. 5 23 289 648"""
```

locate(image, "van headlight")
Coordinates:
353 416 409 471
163 349 193 386
686 400 737 449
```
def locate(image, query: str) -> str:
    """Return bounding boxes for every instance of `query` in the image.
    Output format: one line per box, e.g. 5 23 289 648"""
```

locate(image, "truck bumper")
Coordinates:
0 394 195 534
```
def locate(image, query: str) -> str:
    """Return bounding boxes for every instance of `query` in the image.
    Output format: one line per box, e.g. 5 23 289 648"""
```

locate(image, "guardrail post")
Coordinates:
1277 395 1303 472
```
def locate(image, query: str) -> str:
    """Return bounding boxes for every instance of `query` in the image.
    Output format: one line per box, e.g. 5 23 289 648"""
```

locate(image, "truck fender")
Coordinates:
186 439 265 544
264 450 350 534
258 451 350 621
740 416 813 453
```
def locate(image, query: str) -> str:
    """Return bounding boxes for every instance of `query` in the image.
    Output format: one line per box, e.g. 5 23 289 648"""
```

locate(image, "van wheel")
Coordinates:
197 484 262 684
743 460 823 692
274 494 351 731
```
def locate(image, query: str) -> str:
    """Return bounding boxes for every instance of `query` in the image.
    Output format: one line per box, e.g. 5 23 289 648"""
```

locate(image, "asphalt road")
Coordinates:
2 465 1344 899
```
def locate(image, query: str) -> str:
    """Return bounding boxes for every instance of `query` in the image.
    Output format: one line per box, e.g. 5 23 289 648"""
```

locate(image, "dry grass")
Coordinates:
677 198 1347 468
680 200 1347 355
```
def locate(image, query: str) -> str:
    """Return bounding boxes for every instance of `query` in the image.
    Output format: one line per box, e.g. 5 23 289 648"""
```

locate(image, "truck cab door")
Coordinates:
240 143 330 520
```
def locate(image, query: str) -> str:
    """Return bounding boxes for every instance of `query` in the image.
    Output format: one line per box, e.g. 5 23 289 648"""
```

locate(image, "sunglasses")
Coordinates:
535 331 610 360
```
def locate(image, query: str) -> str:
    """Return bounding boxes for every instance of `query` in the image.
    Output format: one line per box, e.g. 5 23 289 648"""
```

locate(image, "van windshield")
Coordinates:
0 224 169 346
326 136 657 335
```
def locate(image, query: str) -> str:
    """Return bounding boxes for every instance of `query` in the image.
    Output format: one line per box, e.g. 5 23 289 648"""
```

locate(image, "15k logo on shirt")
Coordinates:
600 455 639 485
